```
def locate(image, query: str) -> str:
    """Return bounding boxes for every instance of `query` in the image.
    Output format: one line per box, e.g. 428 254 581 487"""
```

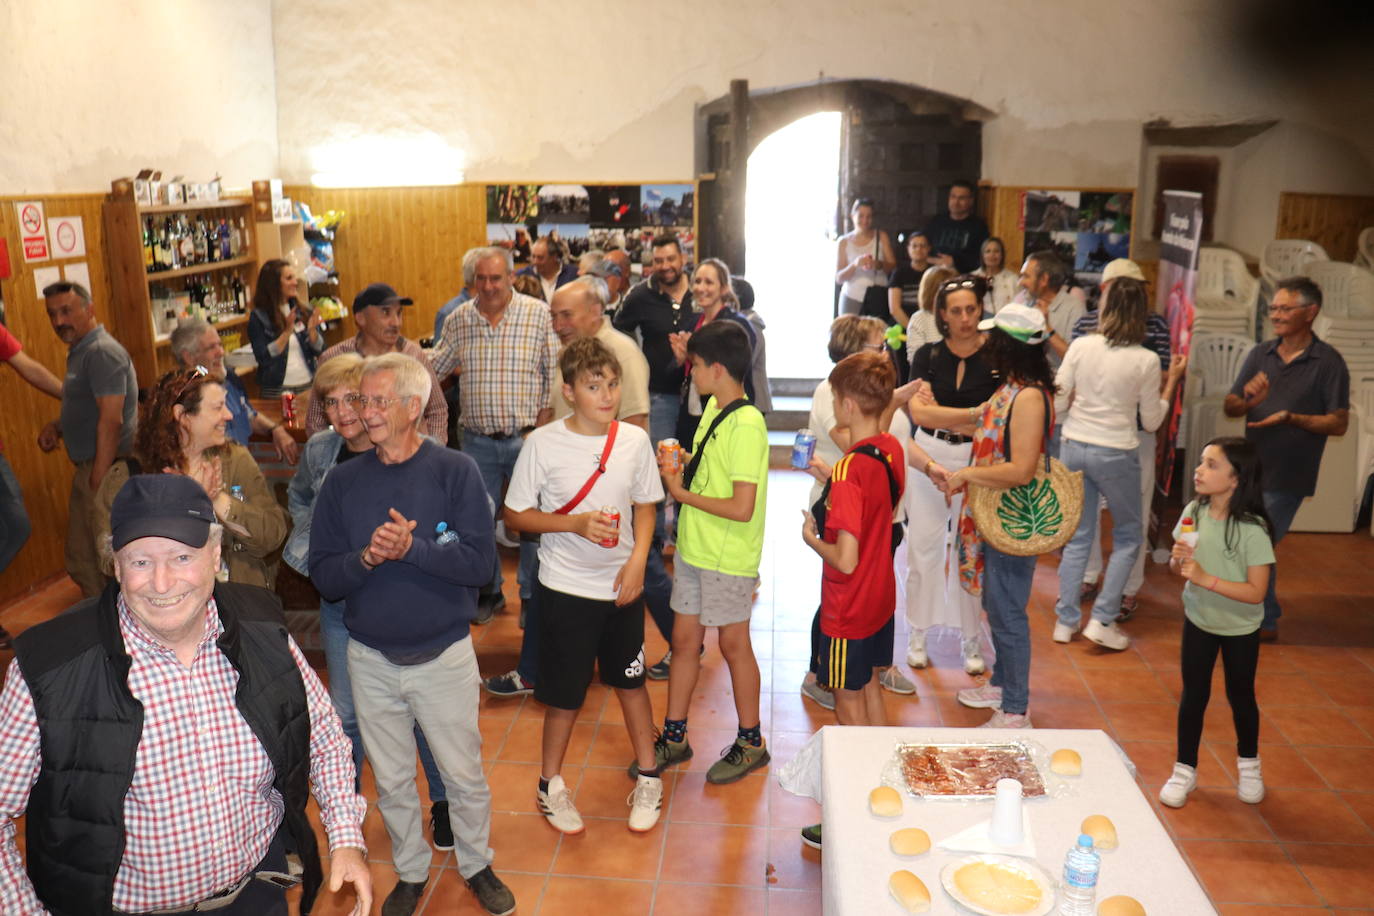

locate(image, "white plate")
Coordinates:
939 854 1057 916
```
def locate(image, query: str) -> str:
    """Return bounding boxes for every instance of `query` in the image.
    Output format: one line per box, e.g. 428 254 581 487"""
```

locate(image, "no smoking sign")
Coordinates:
15 200 49 262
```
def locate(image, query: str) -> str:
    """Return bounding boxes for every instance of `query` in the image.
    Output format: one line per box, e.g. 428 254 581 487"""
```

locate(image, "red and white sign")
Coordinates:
49 215 86 259
15 201 49 262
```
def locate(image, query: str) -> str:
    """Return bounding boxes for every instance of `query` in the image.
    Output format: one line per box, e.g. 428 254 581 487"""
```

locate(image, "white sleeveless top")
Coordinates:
839 234 886 302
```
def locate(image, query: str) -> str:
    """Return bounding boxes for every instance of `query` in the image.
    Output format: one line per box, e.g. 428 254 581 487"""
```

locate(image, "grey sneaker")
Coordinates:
878 666 917 695
647 650 673 680
466 866 515 916
628 730 692 778
800 677 836 710
705 738 770 785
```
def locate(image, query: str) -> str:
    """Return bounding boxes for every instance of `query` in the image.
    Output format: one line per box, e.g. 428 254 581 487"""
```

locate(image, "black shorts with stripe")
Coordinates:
809 612 894 692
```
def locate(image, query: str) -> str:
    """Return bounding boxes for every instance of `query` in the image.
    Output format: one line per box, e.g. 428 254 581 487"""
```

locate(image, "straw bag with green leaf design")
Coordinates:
967 388 1084 557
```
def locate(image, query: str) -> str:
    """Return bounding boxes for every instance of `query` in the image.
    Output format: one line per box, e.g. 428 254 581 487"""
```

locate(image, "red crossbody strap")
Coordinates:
553 420 619 515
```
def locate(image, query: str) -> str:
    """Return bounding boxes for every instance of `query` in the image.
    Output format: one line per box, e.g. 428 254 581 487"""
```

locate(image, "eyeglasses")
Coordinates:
354 395 413 410
166 365 210 403
320 394 361 410
1268 303 1313 315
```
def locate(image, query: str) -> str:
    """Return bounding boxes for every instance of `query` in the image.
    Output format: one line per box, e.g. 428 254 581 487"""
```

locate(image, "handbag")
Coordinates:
967 389 1084 557
552 421 619 515
858 234 892 320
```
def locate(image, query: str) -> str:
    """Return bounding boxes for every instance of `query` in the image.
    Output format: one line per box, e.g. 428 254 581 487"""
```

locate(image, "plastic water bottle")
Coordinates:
1058 834 1100 914
229 485 245 502
435 522 459 545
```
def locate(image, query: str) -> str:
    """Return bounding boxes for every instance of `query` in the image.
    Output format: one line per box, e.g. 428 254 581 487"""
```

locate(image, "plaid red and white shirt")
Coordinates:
0 596 366 914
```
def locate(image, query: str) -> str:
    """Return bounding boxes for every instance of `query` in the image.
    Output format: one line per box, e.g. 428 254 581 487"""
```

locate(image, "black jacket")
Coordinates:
12 581 323 915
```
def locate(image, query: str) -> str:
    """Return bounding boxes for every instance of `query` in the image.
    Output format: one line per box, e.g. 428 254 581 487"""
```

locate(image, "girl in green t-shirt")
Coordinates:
1160 437 1275 811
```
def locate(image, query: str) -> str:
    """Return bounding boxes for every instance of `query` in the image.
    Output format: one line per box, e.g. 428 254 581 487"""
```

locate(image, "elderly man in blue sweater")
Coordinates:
309 352 514 916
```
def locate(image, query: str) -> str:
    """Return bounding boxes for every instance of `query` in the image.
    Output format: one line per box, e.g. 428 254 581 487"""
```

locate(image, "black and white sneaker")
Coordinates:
430 801 454 850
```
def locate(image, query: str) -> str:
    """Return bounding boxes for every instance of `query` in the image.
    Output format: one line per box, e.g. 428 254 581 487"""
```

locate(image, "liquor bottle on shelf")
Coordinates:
219 219 232 261
142 218 155 272
194 218 209 264
178 215 195 267
165 217 181 270
237 217 249 257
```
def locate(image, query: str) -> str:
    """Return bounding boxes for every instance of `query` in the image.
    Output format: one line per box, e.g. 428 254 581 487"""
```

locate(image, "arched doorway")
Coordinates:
744 111 842 379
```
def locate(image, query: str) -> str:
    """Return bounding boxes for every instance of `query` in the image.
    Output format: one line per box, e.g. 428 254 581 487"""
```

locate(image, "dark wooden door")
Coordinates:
839 83 982 243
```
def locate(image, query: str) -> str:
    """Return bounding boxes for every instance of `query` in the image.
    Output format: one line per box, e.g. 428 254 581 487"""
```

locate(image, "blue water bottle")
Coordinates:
435 522 459 545
1058 834 1100 914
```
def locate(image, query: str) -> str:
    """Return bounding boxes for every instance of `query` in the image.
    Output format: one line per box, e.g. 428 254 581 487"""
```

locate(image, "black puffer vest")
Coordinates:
12 581 323 915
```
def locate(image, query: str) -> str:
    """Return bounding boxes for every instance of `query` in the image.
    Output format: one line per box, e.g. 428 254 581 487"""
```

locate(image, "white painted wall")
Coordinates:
273 0 1372 192
0 0 278 194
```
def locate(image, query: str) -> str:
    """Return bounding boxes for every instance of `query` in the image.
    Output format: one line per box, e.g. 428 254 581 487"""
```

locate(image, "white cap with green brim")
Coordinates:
978 302 1049 345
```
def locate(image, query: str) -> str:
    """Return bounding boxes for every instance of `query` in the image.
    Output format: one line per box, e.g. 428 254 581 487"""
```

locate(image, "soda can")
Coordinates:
657 438 684 474
598 506 621 548
281 391 296 424
791 428 818 470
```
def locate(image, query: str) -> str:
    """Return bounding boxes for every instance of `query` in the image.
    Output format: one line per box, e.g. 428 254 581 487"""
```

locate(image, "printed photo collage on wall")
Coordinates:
486 183 695 279
1020 190 1134 288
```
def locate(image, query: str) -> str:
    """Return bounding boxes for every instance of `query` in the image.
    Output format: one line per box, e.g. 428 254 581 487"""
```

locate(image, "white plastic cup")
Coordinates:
989 778 1024 847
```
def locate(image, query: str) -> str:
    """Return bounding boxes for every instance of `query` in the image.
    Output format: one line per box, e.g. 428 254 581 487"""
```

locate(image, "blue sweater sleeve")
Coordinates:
402 453 495 586
307 470 370 601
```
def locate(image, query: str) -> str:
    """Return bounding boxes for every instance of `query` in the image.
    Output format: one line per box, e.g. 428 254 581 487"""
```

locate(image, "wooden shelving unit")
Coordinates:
103 180 260 383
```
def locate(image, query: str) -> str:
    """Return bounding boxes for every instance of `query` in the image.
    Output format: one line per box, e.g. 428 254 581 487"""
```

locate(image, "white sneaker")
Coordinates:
956 684 1003 709
878 666 917 695
906 629 929 669
1237 757 1265 804
1052 622 1078 644
627 774 664 832
537 775 584 834
1159 762 1197 808
962 638 986 676
1083 618 1131 651
978 710 1033 728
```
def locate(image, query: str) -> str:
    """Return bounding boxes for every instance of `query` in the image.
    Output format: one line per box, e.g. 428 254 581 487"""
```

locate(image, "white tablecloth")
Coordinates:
802 726 1215 915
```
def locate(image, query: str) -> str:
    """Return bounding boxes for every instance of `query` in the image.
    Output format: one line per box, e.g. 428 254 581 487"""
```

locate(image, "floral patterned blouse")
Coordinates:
956 381 1052 595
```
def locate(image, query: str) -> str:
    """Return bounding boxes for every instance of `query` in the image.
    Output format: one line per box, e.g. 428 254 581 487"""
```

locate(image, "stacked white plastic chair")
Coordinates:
1355 227 1374 270
1180 332 1254 503
1193 248 1259 340
1260 239 1329 300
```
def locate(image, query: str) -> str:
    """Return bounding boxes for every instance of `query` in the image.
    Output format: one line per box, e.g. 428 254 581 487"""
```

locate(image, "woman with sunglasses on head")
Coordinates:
1050 278 1188 652
908 300 1056 728
93 366 287 587
973 237 1018 314
248 258 325 398
902 275 1000 679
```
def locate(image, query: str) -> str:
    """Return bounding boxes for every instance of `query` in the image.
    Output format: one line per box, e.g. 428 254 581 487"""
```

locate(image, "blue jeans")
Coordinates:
320 599 446 802
984 545 1037 715
0 454 31 574
645 392 681 644
462 431 539 603
1261 490 1305 630
1055 439 1143 628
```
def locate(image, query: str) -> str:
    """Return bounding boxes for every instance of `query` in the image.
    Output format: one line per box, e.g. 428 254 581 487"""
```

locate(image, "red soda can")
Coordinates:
281 391 295 424
599 505 620 548
657 438 683 474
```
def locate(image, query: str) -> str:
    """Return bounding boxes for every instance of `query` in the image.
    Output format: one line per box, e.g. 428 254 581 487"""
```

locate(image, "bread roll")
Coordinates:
889 827 931 856
1098 894 1146 915
1081 814 1118 850
869 785 903 817
1050 748 1082 776
888 869 931 913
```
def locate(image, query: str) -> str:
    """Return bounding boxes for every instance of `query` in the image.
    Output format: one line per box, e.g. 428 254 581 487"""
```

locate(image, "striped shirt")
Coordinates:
432 292 560 435
1072 310 1171 369
0 597 365 914
304 335 449 443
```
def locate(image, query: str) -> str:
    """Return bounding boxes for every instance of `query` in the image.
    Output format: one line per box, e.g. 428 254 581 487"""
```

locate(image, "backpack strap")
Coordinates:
681 399 750 489
553 421 619 515
851 443 900 509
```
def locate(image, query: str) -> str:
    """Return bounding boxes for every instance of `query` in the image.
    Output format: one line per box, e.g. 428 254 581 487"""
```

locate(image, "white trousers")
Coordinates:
903 430 982 640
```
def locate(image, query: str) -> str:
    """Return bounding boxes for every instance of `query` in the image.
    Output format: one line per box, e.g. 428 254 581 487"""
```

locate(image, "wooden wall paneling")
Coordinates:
1276 192 1374 262
284 185 487 344
0 193 113 606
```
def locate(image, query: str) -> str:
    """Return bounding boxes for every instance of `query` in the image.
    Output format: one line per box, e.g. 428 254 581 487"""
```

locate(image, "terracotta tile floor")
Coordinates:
3 470 1374 914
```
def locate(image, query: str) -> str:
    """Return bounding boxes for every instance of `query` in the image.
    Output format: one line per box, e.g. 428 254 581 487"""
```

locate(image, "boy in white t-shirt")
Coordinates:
503 337 666 835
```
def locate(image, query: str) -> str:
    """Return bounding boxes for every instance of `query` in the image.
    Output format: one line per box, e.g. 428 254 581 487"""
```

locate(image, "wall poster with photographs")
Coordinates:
1020 189 1134 287
485 182 696 280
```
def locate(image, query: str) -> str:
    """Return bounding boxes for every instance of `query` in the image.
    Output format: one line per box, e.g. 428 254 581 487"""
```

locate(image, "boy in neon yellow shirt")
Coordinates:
629 320 770 785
